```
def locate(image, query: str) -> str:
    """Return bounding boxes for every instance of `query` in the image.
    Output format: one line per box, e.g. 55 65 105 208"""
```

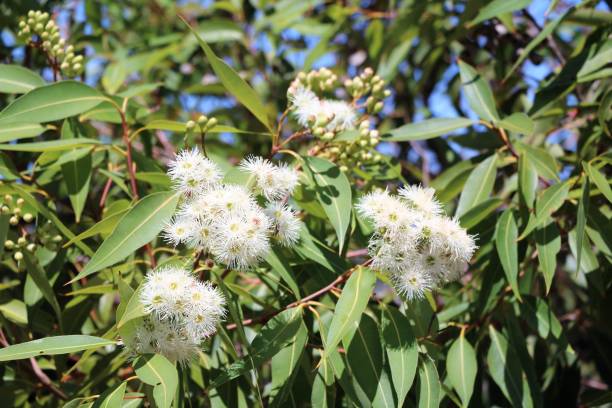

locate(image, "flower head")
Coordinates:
265 202 301 246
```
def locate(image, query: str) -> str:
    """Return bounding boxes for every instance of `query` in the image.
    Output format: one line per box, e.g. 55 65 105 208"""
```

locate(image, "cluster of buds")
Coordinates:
17 10 84 78
288 68 338 95
321 120 383 172
185 115 218 133
344 67 390 114
2 195 36 263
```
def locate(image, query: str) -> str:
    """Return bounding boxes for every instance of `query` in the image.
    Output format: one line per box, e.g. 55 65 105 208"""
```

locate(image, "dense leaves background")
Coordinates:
0 0 611 406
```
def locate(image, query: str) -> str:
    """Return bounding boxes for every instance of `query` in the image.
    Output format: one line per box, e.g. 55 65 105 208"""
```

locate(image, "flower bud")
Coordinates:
17 237 27 246
9 216 19 226
206 118 218 129
23 213 34 223
197 115 208 125
51 235 63 243
1 206 9 214
374 101 384 113
4 194 12 203
26 243 36 252
14 251 23 262
185 120 196 130
4 240 14 250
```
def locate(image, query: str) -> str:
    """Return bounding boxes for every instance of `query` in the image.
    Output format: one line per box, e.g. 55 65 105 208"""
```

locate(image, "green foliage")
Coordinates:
0 1 610 407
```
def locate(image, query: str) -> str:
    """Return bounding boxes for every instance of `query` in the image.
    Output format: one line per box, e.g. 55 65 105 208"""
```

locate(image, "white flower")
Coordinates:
289 85 322 127
168 149 221 194
162 216 195 247
324 100 356 131
390 267 433 301
240 156 299 200
265 202 301 246
205 184 256 216
425 216 476 262
398 185 442 216
132 266 226 364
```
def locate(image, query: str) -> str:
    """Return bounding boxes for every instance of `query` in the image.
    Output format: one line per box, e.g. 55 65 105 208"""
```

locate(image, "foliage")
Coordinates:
0 0 611 407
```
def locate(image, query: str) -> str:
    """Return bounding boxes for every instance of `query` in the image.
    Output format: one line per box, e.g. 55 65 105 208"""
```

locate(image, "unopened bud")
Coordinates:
9 216 19 226
14 251 23 262
4 240 14 250
206 117 217 129
185 120 196 130
26 243 36 252
51 235 62 243
197 115 208 125
23 213 34 223
17 237 27 246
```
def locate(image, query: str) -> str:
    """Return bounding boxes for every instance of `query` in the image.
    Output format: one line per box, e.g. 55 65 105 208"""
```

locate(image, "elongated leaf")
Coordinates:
207 307 303 389
499 113 534 135
576 174 589 274
11 184 93 256
0 64 45 93
418 355 440 408
63 209 128 248
324 267 375 357
458 60 499 122
519 153 538 208
517 144 559 181
495 210 521 300
0 138 101 152
519 181 569 239
0 123 45 143
345 314 395 407
117 283 146 328
134 354 178 408
584 162 612 203
265 248 301 299
447 331 477 407
0 81 105 124
70 191 180 282
487 326 533 408
93 382 127 408
381 306 418 407
62 153 92 222
535 221 561 293
180 17 272 132
141 119 265 135
504 8 573 80
22 252 62 324
455 154 497 217
385 117 473 141
270 321 308 405
303 156 352 251
0 335 114 361
459 198 503 230
470 0 531 25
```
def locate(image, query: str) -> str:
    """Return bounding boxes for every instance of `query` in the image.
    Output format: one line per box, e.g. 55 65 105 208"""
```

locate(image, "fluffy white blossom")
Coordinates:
288 85 356 132
165 149 301 270
265 202 302 247
239 156 299 200
130 266 226 365
358 186 476 300
167 148 222 194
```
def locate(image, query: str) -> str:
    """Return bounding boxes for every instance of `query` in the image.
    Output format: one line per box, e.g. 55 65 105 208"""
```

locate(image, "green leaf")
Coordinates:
417 355 440 408
270 320 308 406
518 153 538 208
487 325 533 408
503 8 573 81
457 60 499 122
63 209 128 248
324 267 375 357
575 174 590 274
302 156 352 251
459 198 503 230
265 248 301 299
22 252 62 324
0 138 101 152
117 283 147 328
447 331 477 407
519 181 569 239
62 153 92 222
381 306 418 408
0 335 115 361
180 17 272 132
517 144 560 181
499 113 534 135
0 64 45 93
101 62 127 95
207 307 303 389
584 162 612 203
470 0 531 25
0 123 45 143
534 221 561 293
384 118 473 141
495 209 521 300
577 39 612 79
345 314 395 407
70 191 180 282
455 154 497 217
134 354 178 408
0 81 105 124
92 381 127 408
11 184 93 256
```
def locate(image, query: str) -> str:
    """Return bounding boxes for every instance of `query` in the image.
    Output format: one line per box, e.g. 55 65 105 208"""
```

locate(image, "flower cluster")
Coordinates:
164 149 301 269
286 67 390 173
357 186 476 300
17 10 84 77
127 266 225 364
